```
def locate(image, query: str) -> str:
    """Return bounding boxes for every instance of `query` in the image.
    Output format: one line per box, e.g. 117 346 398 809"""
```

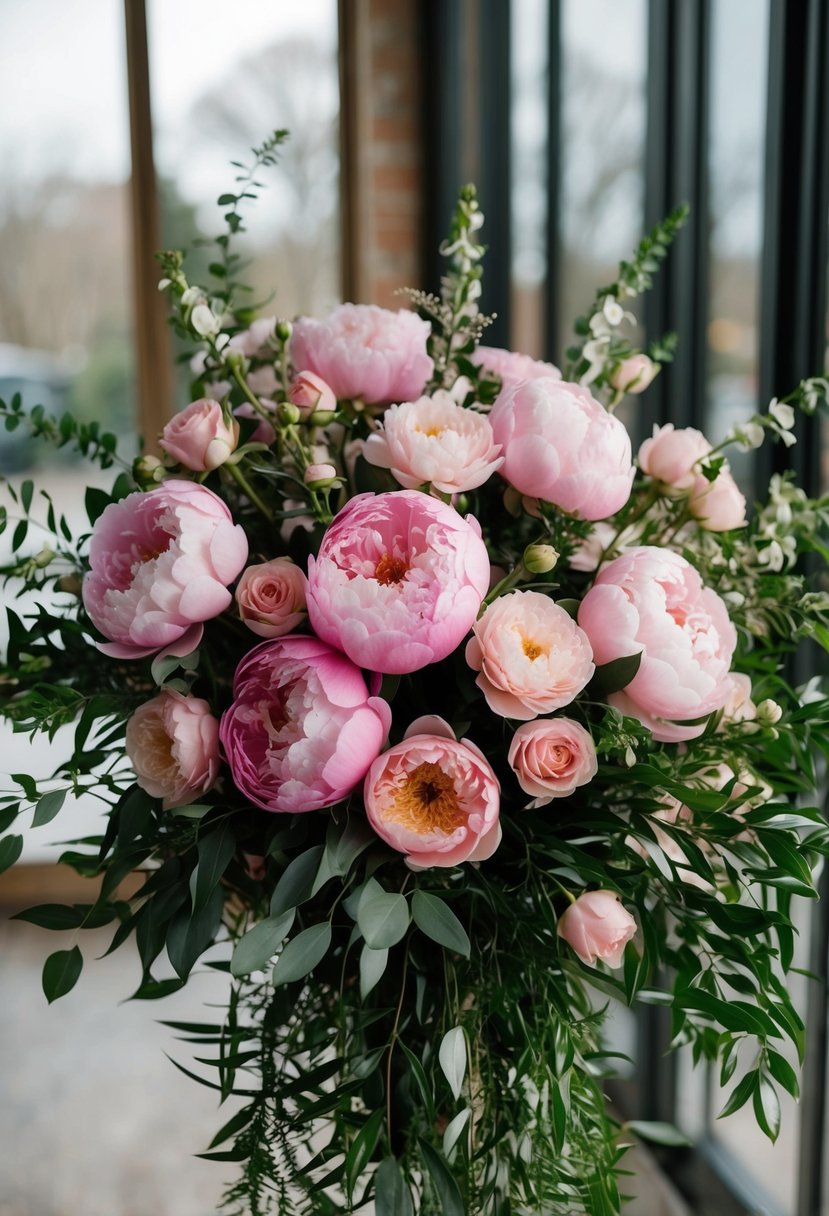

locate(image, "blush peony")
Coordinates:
466 591 595 720
235 557 308 638
364 716 500 869
82 481 248 659
362 391 503 493
290 303 433 405
490 378 634 519
125 689 220 809
472 345 562 387
557 890 637 968
508 718 598 805
306 490 490 674
577 547 737 742
159 398 239 471
220 636 391 814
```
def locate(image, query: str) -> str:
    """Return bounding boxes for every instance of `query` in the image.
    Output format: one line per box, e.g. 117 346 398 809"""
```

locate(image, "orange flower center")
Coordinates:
522 636 545 661
387 762 464 834
375 553 410 586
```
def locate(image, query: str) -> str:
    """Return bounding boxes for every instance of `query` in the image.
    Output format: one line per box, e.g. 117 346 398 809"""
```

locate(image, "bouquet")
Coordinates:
3 130 829 1215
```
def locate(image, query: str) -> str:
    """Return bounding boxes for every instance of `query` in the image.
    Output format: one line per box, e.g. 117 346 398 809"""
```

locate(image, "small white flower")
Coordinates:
769 399 795 430
723 590 746 608
779 429 797 447
757 540 785 571
730 421 764 451
157 277 172 291
191 303 222 338
602 297 624 327
181 286 202 308
215 333 231 351
757 698 783 726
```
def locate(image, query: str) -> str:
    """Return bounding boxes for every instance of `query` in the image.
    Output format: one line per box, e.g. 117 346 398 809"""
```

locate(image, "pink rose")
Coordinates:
233 401 277 447
363 391 503 493
159 398 239 471
289 370 337 419
611 353 658 394
490 378 634 519
83 481 248 659
125 689 219 809
466 591 594 720
363 715 500 868
638 423 712 491
689 467 747 531
577 547 737 742
306 490 490 674
508 718 598 805
557 890 636 968
290 304 433 405
472 346 562 387
220 636 391 813
235 558 308 638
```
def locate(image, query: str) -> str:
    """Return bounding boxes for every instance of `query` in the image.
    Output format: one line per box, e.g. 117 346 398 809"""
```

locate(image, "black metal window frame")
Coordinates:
421 2 829 1214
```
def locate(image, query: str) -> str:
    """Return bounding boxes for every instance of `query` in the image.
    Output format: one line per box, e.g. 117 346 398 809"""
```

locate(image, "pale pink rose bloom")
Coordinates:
363 391 503 494
577 547 737 742
364 715 501 869
490 378 634 520
721 672 757 726
466 591 594 720
689 466 747 531
307 490 490 674
228 316 277 357
638 423 712 491
610 353 658 394
220 636 391 813
126 689 219 809
83 481 248 660
557 890 637 968
472 345 562 387
159 398 240 471
508 718 598 805
235 558 308 639
289 370 337 418
290 304 433 405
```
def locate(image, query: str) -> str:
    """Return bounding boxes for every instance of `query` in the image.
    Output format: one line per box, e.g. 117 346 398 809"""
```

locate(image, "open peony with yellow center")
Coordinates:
363 716 501 869
466 590 595 720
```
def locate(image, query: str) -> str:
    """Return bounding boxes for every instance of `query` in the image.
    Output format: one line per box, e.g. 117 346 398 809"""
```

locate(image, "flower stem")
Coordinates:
225 460 272 519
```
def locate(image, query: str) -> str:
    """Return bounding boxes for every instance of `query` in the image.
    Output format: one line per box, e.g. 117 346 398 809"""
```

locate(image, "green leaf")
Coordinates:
419 1140 464 1216
13 903 116 931
357 879 410 949
375 1157 414 1216
230 911 295 977
32 789 67 827
718 1069 758 1119
166 886 224 979
270 845 324 916
42 946 83 1003
190 821 236 913
438 1026 467 1101
411 891 470 958
626 1121 692 1147
170 803 212 820
766 1050 800 1099
359 943 389 999
20 478 33 513
589 651 642 697
85 486 112 525
443 1108 471 1158
0 833 24 873
753 1075 781 1143
345 1108 385 1197
272 922 331 986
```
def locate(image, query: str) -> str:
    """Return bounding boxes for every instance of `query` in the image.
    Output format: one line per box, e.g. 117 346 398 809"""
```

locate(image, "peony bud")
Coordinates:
133 454 165 488
276 319 293 343
289 370 337 421
523 543 559 575
304 462 339 490
277 401 302 426
611 353 659 395
757 698 783 726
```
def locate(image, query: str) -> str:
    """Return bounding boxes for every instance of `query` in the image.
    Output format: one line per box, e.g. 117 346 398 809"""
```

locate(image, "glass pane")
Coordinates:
147 0 341 383
557 0 648 366
704 0 769 499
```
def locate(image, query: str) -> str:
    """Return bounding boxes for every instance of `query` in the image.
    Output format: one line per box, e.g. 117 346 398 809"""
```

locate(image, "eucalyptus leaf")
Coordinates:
443 1107 471 1157
357 880 410 949
272 922 331 986
270 845 324 916
191 821 236 913
359 943 389 999
230 910 296 977
32 789 67 827
438 1026 467 1101
411 891 470 957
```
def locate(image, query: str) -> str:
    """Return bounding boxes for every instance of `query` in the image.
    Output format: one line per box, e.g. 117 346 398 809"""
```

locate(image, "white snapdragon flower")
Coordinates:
769 398 795 430
729 421 764 451
191 303 223 338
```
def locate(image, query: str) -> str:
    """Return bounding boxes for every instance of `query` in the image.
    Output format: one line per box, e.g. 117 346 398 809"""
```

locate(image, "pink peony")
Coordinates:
83 481 248 659
466 591 594 720
472 345 562 386
577 547 737 742
364 715 500 868
689 466 747 532
289 370 337 420
290 303 433 405
220 635 391 813
235 558 308 638
159 398 239 471
508 718 598 805
557 890 637 967
638 423 712 492
363 391 503 493
489 378 634 519
610 353 658 394
125 689 219 809
306 490 490 674
721 672 757 726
